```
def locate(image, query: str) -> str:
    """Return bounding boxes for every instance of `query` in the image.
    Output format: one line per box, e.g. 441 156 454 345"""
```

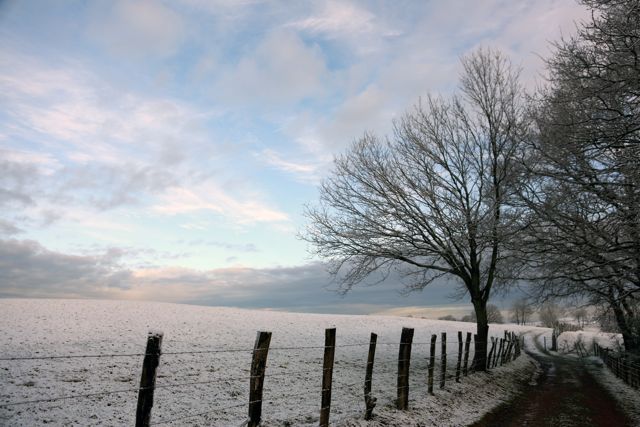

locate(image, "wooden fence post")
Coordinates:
364 333 377 420
456 331 462 382
463 332 471 376
487 337 496 370
498 338 505 366
492 338 500 368
320 328 336 427
136 331 163 427
471 334 478 372
428 334 436 395
552 331 557 351
248 331 272 427
544 336 547 352
397 327 414 410
440 332 446 389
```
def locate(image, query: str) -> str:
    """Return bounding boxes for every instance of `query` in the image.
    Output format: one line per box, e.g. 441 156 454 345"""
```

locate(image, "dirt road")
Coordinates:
471 335 632 427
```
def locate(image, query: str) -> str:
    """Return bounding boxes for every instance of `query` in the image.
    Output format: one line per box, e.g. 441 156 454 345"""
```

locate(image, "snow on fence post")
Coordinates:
487 337 496 370
455 331 462 382
364 332 377 420
320 328 336 427
439 332 446 389
248 331 272 427
462 332 471 376
396 327 414 410
136 330 163 427
428 334 437 395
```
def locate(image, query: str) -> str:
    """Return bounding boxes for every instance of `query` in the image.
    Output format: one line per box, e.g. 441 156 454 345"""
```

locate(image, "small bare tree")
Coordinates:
304 48 529 370
464 304 504 324
511 297 533 325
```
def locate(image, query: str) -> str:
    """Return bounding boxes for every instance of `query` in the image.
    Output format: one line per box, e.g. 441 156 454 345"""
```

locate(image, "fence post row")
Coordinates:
456 331 462 382
463 332 471 376
440 332 447 389
320 328 336 427
364 332 377 420
428 334 437 395
396 327 414 410
248 331 272 427
136 331 163 427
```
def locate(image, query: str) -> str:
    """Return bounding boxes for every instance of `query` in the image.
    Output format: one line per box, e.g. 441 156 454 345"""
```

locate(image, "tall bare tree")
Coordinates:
519 0 640 353
304 49 529 370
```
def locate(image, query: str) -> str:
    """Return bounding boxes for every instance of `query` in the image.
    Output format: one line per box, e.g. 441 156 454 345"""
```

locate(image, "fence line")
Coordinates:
594 343 639 389
0 328 523 425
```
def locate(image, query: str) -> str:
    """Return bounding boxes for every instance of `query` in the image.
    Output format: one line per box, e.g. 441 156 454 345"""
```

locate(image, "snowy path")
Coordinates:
471 332 632 427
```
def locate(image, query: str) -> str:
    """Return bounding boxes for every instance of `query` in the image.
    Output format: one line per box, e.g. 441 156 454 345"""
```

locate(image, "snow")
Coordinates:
556 330 624 354
1 299 545 426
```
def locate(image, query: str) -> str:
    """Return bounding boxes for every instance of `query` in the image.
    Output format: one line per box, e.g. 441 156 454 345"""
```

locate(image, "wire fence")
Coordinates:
0 328 523 426
593 343 640 389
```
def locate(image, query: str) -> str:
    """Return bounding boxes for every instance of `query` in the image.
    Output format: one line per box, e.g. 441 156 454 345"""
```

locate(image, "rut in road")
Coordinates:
471 333 632 427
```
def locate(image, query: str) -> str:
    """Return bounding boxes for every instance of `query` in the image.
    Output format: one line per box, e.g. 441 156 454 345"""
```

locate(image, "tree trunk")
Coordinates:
611 298 640 355
472 300 489 371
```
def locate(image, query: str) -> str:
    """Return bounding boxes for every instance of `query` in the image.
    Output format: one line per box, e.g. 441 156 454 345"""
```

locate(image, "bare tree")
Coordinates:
511 297 533 325
539 302 563 329
519 0 640 353
573 307 588 328
304 48 529 370
464 304 504 324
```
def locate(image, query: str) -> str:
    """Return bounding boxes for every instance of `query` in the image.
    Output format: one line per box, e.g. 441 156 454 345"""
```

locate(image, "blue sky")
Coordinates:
0 0 588 315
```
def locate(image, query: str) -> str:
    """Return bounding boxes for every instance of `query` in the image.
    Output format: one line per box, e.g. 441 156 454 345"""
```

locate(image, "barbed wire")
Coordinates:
0 386 139 408
0 339 497 362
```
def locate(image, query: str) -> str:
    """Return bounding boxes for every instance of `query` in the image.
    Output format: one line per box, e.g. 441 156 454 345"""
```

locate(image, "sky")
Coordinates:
0 0 589 316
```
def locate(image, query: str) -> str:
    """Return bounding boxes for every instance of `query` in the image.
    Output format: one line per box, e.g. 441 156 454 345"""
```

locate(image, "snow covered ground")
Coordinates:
0 299 546 426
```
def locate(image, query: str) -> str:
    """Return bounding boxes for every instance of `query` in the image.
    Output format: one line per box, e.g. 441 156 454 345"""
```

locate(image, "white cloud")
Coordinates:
153 183 289 225
215 30 329 106
88 0 186 58
259 148 321 184
289 1 376 36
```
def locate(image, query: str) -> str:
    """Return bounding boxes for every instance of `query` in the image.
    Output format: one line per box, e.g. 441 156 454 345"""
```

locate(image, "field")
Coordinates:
1 299 548 426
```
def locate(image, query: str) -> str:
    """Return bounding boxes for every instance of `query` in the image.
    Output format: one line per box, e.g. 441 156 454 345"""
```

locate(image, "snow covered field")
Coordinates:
0 299 546 426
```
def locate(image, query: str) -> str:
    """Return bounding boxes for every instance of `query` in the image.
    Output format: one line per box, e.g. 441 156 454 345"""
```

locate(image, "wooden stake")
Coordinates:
136 331 163 427
440 332 446 389
396 327 414 410
428 334 436 395
248 331 272 427
487 337 496 369
320 328 336 427
364 333 377 420
462 332 471 376
455 331 462 382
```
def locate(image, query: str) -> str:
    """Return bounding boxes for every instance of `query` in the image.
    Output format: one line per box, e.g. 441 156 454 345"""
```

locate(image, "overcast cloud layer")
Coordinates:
0 0 587 313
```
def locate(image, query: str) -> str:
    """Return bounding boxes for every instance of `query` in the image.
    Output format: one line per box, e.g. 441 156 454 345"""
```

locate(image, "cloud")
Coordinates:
0 239 481 314
288 1 376 37
87 0 186 58
0 239 134 299
259 148 321 184
153 183 289 224
0 220 23 236
0 50 293 229
184 239 259 252
215 30 329 106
